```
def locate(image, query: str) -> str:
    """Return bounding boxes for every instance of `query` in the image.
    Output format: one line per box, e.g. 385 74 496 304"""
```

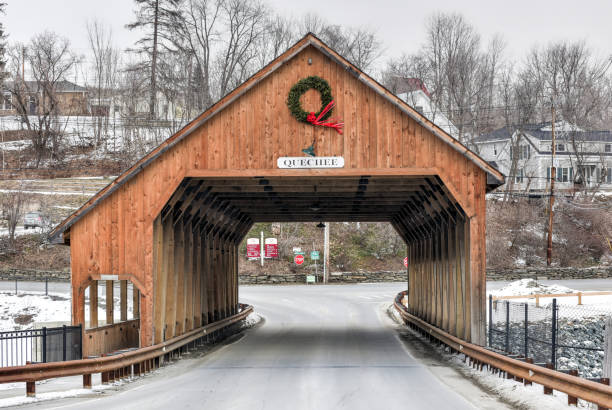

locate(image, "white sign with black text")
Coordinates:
277 156 345 169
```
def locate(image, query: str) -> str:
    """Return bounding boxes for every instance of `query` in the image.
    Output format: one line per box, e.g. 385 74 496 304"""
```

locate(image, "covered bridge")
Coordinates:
50 33 503 357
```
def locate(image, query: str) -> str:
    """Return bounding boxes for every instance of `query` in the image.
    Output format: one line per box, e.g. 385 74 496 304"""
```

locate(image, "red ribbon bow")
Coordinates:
307 101 344 134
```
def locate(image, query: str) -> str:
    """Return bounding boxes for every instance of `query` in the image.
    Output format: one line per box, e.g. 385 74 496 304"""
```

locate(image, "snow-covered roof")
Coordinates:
475 122 612 143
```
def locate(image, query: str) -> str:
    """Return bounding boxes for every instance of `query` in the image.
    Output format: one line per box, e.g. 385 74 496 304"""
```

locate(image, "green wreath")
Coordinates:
286 76 333 123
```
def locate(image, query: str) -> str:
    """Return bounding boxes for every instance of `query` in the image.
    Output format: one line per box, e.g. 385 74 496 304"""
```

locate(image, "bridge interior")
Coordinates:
145 174 476 346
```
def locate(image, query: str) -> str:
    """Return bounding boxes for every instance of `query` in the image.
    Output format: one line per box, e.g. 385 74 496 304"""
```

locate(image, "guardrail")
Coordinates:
492 291 612 307
393 291 612 409
0 303 253 397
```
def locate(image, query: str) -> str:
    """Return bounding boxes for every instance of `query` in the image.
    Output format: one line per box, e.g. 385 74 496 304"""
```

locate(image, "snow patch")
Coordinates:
490 279 574 297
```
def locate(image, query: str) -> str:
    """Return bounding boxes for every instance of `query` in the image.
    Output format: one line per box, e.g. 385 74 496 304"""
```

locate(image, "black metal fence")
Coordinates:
0 325 82 367
488 295 610 378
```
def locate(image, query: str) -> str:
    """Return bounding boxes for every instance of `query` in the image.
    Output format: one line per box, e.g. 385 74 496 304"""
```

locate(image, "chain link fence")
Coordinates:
488 295 610 378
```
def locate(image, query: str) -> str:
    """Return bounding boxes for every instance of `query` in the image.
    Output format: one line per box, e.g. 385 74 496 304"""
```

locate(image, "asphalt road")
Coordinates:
25 283 514 410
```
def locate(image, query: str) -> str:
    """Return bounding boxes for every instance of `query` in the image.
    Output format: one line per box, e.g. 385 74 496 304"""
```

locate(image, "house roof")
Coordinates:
5 80 88 93
49 33 504 243
475 122 612 143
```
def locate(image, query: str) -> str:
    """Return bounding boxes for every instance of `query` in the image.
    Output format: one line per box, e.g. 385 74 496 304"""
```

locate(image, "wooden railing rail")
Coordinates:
394 291 612 409
492 291 612 307
0 304 253 397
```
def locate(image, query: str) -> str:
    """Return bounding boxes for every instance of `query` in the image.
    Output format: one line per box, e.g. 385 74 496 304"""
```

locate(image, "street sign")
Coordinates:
292 247 302 254
310 250 320 260
403 257 408 267
306 275 316 283
265 238 278 258
246 238 259 258
294 254 304 265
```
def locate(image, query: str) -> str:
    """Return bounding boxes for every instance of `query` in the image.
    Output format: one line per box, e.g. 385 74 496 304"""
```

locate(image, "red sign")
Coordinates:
403 257 408 267
294 254 304 265
246 238 259 258
265 238 278 258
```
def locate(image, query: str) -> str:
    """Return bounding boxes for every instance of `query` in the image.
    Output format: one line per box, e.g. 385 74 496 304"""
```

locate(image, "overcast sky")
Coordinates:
4 0 612 68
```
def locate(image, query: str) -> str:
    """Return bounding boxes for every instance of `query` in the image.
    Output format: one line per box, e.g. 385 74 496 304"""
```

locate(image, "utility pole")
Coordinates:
323 222 329 283
260 231 264 267
547 104 556 266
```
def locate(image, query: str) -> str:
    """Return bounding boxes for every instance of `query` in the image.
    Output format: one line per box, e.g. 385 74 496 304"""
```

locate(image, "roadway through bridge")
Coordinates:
31 283 510 410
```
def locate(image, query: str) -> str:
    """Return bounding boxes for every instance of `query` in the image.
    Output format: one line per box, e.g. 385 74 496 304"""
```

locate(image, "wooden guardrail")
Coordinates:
394 291 612 409
0 304 253 397
492 291 612 307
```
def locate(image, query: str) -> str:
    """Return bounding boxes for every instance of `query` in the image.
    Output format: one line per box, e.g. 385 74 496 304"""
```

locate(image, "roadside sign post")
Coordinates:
310 250 320 281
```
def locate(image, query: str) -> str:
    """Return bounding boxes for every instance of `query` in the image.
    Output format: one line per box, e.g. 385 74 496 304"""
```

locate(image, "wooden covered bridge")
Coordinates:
50 33 503 357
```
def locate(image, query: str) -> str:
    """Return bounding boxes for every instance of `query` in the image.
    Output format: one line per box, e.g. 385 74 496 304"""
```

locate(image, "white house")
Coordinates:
388 77 459 139
474 121 612 193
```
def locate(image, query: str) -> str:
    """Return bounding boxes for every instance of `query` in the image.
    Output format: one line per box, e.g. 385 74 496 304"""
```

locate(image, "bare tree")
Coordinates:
6 32 79 166
0 184 30 249
298 14 382 73
382 12 504 146
523 41 612 192
86 19 120 149
215 0 268 97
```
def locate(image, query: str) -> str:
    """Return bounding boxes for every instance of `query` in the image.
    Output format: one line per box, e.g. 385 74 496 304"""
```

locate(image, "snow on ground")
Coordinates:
388 305 592 409
0 291 70 331
0 140 30 151
487 279 612 314
0 289 134 332
0 381 116 408
0 188 96 196
490 278 575 297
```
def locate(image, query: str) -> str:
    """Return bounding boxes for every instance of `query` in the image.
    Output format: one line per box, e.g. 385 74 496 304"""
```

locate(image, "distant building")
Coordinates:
474 121 612 193
387 76 459 139
1 80 89 116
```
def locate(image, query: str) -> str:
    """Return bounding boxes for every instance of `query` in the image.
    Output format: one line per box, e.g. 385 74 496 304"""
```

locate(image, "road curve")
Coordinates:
35 283 494 409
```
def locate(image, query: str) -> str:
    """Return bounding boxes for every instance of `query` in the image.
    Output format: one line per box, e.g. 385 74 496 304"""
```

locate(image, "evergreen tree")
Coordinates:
0 2 7 86
127 0 182 120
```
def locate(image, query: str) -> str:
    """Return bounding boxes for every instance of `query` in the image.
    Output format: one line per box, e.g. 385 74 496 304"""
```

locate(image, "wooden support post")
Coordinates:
194 232 202 328
89 280 98 328
133 287 140 319
106 280 114 325
83 374 92 389
164 222 177 339
567 369 578 405
120 280 128 322
524 358 533 386
185 225 193 331
543 363 554 394
207 230 214 323
175 224 185 335
26 381 35 397
153 216 167 343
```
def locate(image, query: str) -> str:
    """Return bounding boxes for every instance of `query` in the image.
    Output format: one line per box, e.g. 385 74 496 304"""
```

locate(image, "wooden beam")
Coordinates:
89 281 98 328
120 280 128 322
105 280 114 325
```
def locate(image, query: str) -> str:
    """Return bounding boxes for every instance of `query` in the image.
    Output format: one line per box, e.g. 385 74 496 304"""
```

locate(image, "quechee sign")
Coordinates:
277 157 345 169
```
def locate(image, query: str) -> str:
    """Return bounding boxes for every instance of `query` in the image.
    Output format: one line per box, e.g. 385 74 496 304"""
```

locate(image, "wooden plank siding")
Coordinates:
66 37 498 351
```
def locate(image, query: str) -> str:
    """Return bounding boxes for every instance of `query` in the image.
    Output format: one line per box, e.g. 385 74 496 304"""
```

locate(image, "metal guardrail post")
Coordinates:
488 294 493 348
524 303 528 358
14 279 17 295
551 298 557 369
42 327 47 363
78 325 83 359
45 278 48 296
62 325 67 361
505 300 510 352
